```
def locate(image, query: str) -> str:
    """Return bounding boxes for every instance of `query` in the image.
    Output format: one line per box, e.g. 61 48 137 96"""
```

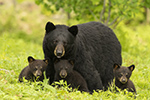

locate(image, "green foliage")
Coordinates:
0 6 17 34
35 0 149 26
143 0 150 8
115 22 150 58
52 80 78 92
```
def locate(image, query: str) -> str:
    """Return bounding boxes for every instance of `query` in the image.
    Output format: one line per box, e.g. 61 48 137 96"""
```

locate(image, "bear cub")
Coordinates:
113 64 136 93
19 56 48 82
53 59 89 92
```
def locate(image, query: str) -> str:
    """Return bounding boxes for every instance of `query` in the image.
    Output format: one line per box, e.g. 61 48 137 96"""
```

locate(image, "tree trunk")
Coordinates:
146 8 150 24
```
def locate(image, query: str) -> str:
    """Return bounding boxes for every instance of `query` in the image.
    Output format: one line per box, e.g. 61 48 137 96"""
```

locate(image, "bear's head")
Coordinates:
44 22 78 59
54 59 74 78
28 56 48 78
113 64 135 84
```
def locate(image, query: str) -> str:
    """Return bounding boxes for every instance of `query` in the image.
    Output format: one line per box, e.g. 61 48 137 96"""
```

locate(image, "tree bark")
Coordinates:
100 0 106 23
146 8 150 24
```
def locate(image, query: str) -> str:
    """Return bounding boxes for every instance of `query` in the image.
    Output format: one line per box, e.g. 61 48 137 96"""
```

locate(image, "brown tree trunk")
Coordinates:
146 8 150 24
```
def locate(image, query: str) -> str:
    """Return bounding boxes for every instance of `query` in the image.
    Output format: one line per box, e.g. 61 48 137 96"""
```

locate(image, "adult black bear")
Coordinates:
53 59 89 92
43 21 122 92
113 64 136 93
19 56 48 82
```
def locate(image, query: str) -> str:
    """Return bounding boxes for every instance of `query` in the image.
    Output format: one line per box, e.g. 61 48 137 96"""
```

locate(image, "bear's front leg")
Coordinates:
46 62 55 85
74 59 103 92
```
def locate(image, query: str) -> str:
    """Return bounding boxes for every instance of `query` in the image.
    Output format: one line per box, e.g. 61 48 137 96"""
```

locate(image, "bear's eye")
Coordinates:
34 68 37 71
63 41 67 46
54 40 58 44
126 73 128 76
119 73 123 77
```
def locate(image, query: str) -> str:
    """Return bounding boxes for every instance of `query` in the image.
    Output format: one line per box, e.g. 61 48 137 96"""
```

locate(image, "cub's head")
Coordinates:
28 56 48 78
44 22 78 58
113 64 135 84
54 59 74 78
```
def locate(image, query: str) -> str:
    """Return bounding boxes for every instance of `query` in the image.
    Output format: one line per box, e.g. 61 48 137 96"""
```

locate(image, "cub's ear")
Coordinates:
53 58 60 64
113 63 120 70
28 56 35 63
69 59 75 66
68 25 78 36
43 59 49 65
45 22 56 33
128 65 135 71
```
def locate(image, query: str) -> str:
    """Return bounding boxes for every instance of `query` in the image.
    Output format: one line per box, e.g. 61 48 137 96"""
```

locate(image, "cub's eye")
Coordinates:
119 73 123 77
63 41 67 46
34 68 37 71
126 73 128 76
54 40 58 44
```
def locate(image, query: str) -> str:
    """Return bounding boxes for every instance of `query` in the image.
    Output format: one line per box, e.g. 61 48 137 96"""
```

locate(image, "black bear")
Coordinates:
113 64 136 93
53 59 89 92
19 56 48 82
43 21 122 92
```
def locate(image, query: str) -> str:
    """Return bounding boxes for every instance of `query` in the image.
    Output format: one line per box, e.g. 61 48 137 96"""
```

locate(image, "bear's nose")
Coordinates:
37 74 40 77
54 43 65 58
37 73 41 77
122 79 126 82
61 73 66 78
56 50 63 57
121 78 127 84
60 70 67 78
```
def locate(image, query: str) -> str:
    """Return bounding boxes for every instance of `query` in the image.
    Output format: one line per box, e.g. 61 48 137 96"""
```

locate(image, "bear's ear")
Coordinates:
69 59 75 66
128 64 135 71
45 22 56 33
113 63 120 70
43 59 49 65
28 56 35 63
54 58 60 64
68 25 78 36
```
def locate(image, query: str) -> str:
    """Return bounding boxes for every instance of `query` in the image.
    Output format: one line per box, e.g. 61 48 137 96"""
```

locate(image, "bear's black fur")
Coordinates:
53 59 89 92
19 56 48 82
43 21 122 92
113 64 136 93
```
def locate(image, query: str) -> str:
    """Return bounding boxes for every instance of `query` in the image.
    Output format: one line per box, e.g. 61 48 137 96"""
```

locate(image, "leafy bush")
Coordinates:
115 23 150 58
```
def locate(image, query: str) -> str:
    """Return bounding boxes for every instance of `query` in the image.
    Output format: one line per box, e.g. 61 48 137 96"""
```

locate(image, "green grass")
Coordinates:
0 23 150 100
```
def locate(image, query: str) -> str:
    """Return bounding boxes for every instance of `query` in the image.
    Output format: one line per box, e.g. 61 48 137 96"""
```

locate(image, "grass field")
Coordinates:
0 22 150 100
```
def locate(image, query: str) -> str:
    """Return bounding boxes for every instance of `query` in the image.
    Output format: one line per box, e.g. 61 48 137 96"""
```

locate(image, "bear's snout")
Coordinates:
54 44 65 58
59 69 67 78
33 70 42 77
56 50 63 57
37 73 41 77
120 76 128 84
